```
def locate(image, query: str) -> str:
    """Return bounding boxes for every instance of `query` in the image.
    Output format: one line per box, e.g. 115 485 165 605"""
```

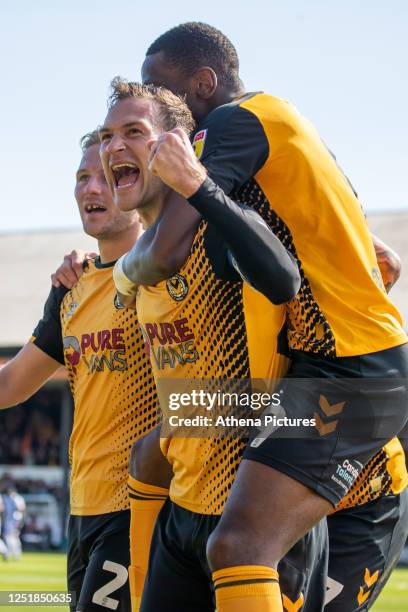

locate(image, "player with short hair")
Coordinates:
0 131 160 611
132 22 408 611
103 78 331 612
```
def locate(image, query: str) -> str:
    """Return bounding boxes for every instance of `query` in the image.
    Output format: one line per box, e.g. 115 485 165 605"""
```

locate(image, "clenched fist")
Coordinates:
147 128 207 198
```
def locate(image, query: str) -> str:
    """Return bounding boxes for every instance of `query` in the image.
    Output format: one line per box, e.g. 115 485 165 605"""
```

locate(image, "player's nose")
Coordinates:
85 175 103 194
106 133 126 155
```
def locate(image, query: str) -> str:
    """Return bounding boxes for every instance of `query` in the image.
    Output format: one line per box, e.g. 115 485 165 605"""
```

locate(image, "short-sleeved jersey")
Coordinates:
31 258 159 515
137 221 290 515
136 215 406 515
193 93 407 358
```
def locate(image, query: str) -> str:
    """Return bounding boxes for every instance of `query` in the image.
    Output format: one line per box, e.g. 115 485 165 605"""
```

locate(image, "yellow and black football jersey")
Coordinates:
136 221 290 515
31 258 159 515
193 93 407 357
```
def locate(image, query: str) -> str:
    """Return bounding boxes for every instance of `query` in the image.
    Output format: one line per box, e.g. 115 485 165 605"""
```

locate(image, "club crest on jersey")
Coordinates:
192 129 207 160
166 274 189 302
66 302 78 319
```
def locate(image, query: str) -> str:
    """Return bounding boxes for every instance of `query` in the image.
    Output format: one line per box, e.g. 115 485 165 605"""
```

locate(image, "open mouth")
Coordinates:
112 163 140 189
84 203 107 214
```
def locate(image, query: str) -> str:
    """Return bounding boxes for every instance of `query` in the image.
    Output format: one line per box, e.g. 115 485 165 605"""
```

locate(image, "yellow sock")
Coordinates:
128 475 168 612
213 565 283 612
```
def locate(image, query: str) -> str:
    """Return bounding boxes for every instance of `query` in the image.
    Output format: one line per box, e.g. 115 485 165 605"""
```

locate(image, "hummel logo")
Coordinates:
314 395 346 436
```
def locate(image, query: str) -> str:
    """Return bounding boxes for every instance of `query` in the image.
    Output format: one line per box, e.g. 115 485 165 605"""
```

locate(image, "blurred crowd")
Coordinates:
0 388 68 552
0 474 62 501
0 391 61 466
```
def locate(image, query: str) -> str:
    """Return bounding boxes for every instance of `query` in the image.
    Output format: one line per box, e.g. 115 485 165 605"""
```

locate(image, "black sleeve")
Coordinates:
31 286 67 364
195 103 269 195
188 178 300 305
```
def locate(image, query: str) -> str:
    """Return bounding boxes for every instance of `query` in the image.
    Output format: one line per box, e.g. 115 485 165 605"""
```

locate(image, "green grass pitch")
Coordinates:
371 569 408 612
0 553 68 612
0 552 407 611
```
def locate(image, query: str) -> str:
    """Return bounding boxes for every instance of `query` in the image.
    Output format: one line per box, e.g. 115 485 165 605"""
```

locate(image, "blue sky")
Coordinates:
1 0 407 232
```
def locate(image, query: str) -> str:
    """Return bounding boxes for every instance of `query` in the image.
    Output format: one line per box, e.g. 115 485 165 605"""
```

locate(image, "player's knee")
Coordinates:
207 522 283 571
207 523 281 571
206 525 244 571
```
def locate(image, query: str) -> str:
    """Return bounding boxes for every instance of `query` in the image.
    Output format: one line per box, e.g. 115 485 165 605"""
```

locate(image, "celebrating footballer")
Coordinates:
1 19 407 612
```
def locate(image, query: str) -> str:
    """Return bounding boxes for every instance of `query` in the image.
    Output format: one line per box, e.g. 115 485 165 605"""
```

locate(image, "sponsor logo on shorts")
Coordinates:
282 593 304 611
314 394 345 436
330 458 363 493
192 129 207 160
166 274 189 302
357 567 379 606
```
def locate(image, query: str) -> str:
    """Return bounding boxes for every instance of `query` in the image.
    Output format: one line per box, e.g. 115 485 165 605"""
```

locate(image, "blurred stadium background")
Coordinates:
0 213 407 611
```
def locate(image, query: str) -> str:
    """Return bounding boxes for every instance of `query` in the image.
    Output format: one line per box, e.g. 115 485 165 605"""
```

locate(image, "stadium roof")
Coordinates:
0 213 407 348
0 228 96 348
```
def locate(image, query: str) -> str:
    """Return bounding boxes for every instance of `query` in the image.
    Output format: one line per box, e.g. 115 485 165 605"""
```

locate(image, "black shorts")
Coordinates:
325 489 408 611
245 343 408 506
67 511 131 612
140 499 328 612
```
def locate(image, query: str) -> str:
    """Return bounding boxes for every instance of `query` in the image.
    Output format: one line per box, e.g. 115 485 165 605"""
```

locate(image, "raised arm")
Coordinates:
114 122 300 306
187 177 300 304
117 105 270 290
121 191 200 288
149 128 300 304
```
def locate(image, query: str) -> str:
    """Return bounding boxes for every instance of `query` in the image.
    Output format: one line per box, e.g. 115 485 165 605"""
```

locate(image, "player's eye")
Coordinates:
127 127 142 136
77 174 89 183
100 133 111 143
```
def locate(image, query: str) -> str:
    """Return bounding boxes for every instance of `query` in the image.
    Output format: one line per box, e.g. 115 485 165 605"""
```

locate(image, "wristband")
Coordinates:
113 255 137 297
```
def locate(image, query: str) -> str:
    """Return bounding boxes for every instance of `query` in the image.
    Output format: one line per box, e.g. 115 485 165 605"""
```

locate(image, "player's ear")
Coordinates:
193 67 218 100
